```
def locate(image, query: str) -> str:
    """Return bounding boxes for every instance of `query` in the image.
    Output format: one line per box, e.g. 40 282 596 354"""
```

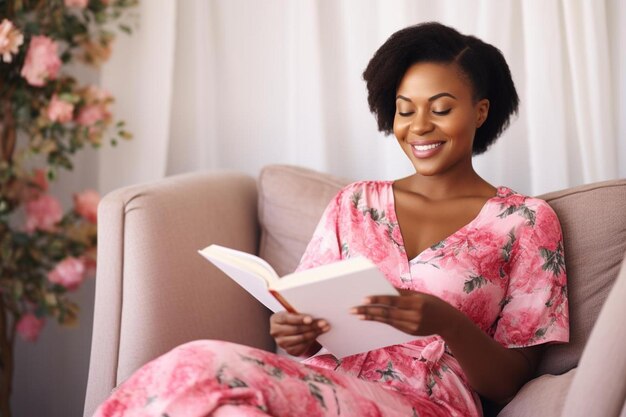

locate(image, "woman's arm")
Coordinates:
351 291 542 403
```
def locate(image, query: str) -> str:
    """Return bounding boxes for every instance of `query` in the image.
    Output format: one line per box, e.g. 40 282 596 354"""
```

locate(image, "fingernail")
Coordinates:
317 320 327 328
302 316 312 324
357 315 366 320
362 297 371 304
322 325 330 332
349 308 358 314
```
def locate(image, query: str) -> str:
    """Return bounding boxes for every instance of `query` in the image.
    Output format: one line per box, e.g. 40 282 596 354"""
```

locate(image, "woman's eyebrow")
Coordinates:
428 92 457 101
395 92 457 102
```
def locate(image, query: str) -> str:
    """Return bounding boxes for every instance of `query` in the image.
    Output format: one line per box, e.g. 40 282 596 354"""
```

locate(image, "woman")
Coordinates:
95 22 568 417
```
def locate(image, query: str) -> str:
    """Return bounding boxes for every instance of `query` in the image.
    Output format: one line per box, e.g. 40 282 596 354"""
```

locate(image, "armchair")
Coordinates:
84 165 626 416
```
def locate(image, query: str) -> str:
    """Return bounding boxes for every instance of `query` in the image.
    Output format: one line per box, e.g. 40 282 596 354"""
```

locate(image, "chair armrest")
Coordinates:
83 171 274 417
561 249 626 417
497 369 576 417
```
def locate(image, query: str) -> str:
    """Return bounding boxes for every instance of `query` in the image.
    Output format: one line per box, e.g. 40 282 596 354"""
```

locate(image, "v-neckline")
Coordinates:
389 182 507 263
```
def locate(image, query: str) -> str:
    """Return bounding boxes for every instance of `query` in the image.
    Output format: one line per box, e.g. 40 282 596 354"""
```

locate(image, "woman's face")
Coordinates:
393 62 489 177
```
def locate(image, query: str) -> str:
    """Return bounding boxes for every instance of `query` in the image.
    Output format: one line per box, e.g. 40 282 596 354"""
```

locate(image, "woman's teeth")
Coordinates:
412 142 443 151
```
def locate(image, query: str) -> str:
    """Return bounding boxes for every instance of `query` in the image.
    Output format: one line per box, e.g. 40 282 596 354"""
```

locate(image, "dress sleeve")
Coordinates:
295 188 346 272
493 201 570 348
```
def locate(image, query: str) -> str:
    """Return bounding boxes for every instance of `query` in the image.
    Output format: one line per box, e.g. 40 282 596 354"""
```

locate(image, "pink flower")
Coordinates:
20 35 62 86
0 19 24 63
25 194 63 233
48 257 86 290
82 85 112 103
496 308 541 346
533 204 562 252
46 94 74 123
16 314 45 342
76 104 109 126
32 168 49 192
65 0 89 8
74 189 100 223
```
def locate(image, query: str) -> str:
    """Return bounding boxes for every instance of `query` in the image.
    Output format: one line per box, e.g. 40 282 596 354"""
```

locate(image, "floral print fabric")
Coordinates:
296 181 569 416
93 181 568 417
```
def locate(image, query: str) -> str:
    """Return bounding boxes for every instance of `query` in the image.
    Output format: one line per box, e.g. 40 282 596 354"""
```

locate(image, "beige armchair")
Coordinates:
84 165 626 417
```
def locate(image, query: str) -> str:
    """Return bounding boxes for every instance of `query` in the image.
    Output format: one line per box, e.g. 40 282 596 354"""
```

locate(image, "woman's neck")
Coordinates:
397 161 496 201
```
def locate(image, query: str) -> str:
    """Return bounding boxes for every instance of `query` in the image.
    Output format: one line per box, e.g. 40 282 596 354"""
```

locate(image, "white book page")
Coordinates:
277 262 418 358
198 246 284 312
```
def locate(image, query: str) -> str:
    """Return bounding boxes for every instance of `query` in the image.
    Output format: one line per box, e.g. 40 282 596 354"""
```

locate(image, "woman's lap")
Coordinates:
94 340 445 417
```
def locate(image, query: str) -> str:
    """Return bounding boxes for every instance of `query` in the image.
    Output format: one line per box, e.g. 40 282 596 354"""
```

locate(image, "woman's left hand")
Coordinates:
350 289 459 337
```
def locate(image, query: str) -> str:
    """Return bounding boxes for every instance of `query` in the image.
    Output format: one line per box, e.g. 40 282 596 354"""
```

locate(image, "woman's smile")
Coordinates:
409 140 446 159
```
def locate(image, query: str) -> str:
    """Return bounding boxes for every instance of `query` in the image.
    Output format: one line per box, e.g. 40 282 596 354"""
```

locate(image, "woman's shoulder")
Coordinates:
494 186 557 212
335 180 393 198
492 186 561 231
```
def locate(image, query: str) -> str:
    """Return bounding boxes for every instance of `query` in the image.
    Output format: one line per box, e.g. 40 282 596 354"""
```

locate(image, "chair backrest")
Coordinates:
535 180 626 375
258 165 626 376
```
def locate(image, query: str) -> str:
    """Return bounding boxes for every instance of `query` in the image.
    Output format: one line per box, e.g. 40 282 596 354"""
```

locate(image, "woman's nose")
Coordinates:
409 110 434 136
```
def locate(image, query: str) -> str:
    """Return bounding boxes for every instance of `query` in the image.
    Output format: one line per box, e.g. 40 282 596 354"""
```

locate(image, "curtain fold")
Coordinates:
98 0 176 194
100 0 624 196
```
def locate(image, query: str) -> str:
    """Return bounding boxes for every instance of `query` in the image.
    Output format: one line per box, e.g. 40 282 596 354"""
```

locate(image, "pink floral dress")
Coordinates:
94 181 569 417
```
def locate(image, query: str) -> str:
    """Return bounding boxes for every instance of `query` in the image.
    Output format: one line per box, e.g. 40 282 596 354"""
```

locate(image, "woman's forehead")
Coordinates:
396 62 473 100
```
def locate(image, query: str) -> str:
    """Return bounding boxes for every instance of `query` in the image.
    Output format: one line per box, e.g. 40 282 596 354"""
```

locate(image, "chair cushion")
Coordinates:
497 369 576 417
536 179 626 375
257 165 349 276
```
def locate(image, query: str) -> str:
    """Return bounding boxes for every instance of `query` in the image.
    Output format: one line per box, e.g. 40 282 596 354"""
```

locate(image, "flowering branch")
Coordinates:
0 1 137 415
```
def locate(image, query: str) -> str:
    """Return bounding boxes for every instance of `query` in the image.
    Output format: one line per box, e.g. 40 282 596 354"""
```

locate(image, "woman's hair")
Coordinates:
363 22 519 155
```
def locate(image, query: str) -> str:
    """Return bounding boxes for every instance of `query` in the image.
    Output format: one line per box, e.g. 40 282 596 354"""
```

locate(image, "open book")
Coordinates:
198 244 418 358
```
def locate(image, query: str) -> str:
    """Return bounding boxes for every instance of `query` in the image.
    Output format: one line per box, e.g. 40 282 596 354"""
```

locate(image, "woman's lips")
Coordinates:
410 141 445 159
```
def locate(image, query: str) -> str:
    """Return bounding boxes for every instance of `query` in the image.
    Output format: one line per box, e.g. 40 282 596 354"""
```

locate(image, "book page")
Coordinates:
198 245 284 312
275 258 418 358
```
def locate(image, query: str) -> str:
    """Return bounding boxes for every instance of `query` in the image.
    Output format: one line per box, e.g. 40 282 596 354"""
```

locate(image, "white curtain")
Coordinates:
99 0 625 196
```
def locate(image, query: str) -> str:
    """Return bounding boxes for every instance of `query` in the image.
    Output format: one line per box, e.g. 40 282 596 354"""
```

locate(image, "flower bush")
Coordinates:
0 1 137 414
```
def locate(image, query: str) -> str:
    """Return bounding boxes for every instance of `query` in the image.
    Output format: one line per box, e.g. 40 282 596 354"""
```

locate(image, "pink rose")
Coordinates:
32 168 49 192
25 194 63 233
0 19 24 63
65 0 88 8
16 314 45 342
496 308 541 346
20 35 61 87
74 189 100 223
82 85 112 103
76 104 109 126
532 204 562 252
48 257 86 290
46 94 74 123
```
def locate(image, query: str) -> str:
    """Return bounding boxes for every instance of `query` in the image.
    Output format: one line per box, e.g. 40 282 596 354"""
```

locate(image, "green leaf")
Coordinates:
463 275 487 294
118 24 132 34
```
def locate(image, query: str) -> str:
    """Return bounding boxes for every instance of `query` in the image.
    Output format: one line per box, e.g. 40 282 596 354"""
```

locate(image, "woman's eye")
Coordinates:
398 111 414 117
433 109 451 116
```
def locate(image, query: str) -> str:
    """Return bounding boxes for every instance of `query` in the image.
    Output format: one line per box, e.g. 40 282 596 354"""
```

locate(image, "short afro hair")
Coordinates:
363 22 519 155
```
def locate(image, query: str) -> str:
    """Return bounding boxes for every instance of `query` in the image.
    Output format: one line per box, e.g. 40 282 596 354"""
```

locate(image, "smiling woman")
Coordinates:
92 22 568 417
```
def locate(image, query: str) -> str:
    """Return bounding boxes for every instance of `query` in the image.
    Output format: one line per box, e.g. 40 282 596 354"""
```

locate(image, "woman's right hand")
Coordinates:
269 311 330 357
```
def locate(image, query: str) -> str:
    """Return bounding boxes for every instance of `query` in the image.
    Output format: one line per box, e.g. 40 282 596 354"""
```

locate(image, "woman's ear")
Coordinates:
476 99 490 128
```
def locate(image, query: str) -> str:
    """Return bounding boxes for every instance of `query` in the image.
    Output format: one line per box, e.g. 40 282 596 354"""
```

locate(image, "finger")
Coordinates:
359 315 421 335
276 329 322 348
361 295 418 309
270 320 330 338
351 305 419 322
285 345 308 356
272 312 315 325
